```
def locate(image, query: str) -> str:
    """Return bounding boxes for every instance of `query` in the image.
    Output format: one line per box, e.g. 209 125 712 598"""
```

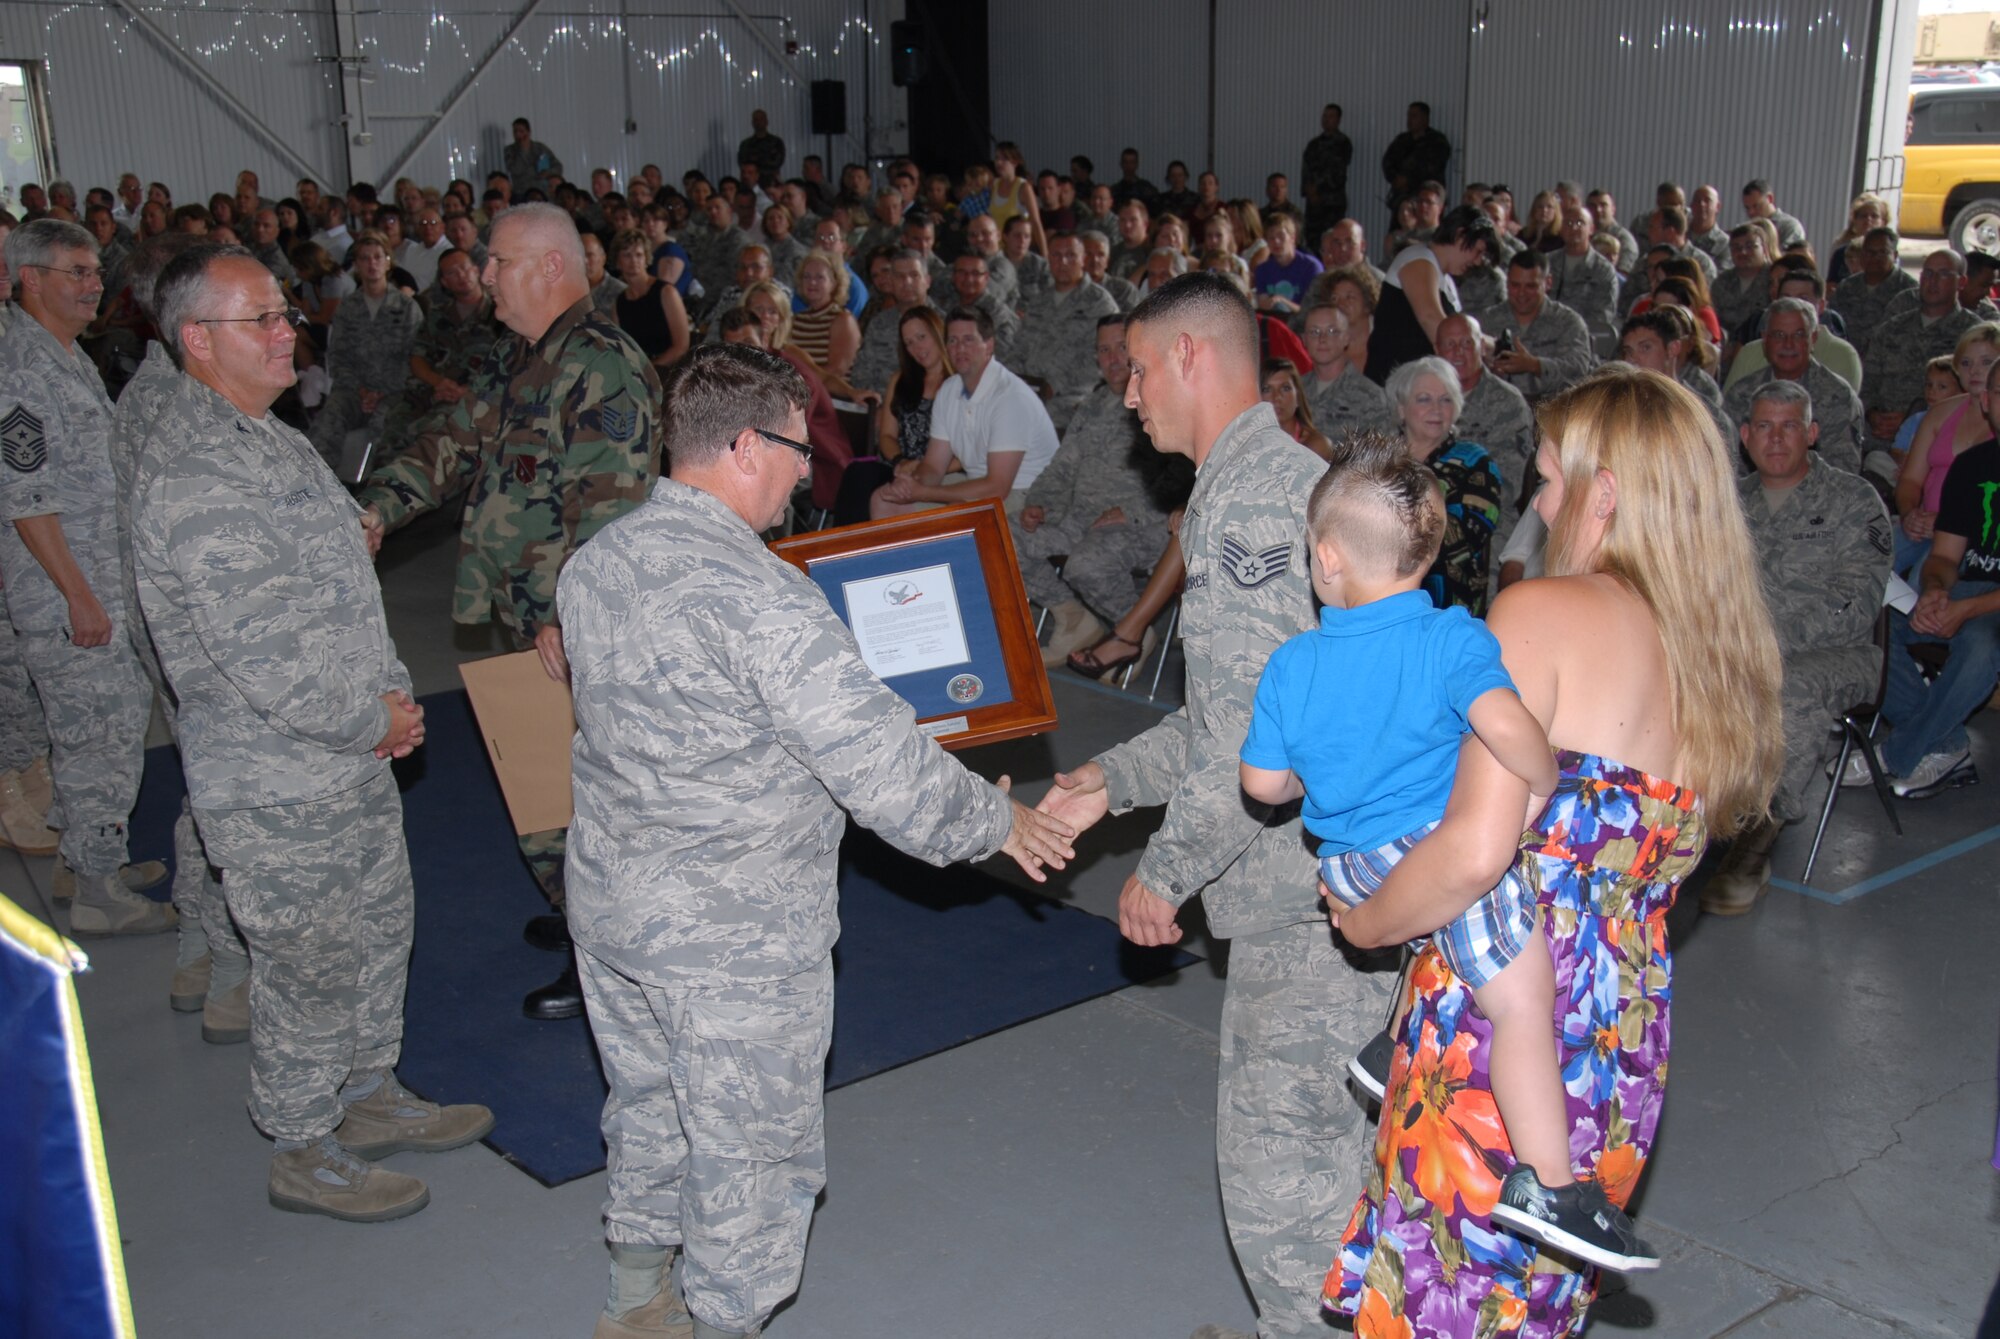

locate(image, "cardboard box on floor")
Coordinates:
458 650 575 835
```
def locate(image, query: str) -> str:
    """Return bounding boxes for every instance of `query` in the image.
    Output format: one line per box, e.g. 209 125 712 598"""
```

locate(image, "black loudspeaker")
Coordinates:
890 19 927 86
810 80 847 136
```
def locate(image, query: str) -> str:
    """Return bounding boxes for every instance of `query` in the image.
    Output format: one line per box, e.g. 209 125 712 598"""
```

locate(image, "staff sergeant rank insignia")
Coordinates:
1 404 48 473
1220 533 1293 589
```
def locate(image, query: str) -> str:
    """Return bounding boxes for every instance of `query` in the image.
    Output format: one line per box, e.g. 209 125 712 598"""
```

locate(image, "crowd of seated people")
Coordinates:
12 108 1996 913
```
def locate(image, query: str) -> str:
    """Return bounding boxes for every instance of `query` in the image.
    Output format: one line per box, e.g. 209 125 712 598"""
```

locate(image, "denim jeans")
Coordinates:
1882 579 2000 776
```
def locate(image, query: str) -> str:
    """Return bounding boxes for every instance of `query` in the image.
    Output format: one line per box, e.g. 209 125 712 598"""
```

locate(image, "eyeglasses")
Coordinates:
26 263 103 283
756 427 813 463
197 307 306 332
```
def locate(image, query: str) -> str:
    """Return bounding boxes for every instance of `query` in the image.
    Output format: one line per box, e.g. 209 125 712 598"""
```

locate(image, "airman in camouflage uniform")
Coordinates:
359 208 661 1018
0 220 166 935
1711 261 1773 349
1679 361 1735 442
1455 262 1504 325
306 235 422 468
946 253 1021 366
1080 231 1140 313
961 216 1018 310
1299 304 1391 438
1551 209 1621 357
133 247 490 1221
1704 386 1890 914
1829 227 1916 358
561 344 1068 1339
1013 328 1168 634
1487 257 1598 401
1014 235 1120 431
1006 231 1053 304
1039 278 1395 1339
113 323 249 1014
1299 105 1353 247
1861 251 1981 449
376 257 500 459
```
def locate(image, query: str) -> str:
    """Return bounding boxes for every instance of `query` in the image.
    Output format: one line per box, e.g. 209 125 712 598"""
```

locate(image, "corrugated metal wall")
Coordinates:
355 0 896 193
0 0 346 204
987 0 1210 191
0 0 894 204
1463 0 1876 252
1213 0 1471 227
988 0 1895 251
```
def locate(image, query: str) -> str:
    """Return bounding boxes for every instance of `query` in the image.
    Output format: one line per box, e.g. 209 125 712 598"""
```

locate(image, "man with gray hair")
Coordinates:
357 201 663 1022
1079 229 1139 313
1703 377 1889 915
134 241 492 1220
1435 310 1537 539
110 231 252 1029
558 342 1073 1339
0 217 170 934
1724 297 1865 474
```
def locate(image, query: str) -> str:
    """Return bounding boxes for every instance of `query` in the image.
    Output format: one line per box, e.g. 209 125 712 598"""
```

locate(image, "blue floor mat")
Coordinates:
129 690 1199 1187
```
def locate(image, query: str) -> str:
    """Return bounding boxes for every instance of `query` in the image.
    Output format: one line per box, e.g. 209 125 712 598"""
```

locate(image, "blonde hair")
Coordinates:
743 279 795 348
797 248 849 309
1535 367 1782 836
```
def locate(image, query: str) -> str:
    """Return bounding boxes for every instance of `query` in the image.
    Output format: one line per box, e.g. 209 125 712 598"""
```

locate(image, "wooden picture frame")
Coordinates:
769 498 1058 750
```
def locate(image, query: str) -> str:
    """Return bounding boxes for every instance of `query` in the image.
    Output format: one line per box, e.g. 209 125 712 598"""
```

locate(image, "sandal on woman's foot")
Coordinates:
1067 633 1144 679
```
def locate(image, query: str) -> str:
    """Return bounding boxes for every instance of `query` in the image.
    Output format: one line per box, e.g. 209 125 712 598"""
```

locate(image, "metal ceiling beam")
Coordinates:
377 0 555 186
101 0 337 188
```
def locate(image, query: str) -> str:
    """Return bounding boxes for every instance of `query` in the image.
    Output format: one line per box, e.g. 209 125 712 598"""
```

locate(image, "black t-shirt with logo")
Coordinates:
1936 436 2000 580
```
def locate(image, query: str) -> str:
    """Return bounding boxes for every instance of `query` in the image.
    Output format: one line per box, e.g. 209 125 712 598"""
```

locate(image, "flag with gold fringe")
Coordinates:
0 894 135 1339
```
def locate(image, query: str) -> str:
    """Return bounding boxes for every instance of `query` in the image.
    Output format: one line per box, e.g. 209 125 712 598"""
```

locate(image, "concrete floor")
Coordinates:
8 505 1996 1339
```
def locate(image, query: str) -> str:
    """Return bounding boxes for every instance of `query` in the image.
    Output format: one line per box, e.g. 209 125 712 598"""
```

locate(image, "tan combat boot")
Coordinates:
170 953 211 1013
67 869 178 937
333 1074 495 1158
1698 819 1781 917
1040 600 1106 669
268 1135 429 1222
52 858 169 902
19 755 52 815
201 979 250 1045
0 769 58 855
593 1290 694 1339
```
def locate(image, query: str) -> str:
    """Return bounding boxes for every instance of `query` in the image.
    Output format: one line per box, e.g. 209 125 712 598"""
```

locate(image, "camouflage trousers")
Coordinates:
197 771 413 1143
1776 646 1879 823
129 617 245 976
16 626 149 875
1014 517 1163 625
305 387 386 469
0 613 49 771
581 949 834 1335
1217 918 1398 1338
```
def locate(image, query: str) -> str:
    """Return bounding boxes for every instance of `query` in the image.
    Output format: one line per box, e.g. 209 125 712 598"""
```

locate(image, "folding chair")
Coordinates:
1802 611 1903 882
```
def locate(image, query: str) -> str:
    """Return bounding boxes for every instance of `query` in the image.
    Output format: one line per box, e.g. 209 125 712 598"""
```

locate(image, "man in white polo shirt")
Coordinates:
869 306 1060 519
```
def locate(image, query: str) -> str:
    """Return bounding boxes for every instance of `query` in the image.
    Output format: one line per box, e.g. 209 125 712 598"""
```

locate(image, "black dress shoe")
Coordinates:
523 964 584 1021
523 912 572 953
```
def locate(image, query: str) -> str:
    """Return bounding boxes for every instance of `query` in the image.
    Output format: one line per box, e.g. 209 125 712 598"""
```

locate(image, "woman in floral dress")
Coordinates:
1323 367 1784 1337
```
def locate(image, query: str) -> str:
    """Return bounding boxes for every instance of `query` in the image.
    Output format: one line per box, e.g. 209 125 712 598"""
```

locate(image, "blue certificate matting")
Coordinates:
805 532 1016 719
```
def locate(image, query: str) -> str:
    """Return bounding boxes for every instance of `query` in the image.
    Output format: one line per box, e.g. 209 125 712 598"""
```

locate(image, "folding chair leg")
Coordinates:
1803 731 1854 883
1852 722 1903 837
1035 605 1049 639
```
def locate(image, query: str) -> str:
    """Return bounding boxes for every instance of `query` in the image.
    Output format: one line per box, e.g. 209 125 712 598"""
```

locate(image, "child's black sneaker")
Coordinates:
1489 1168 1660 1272
1346 1028 1395 1102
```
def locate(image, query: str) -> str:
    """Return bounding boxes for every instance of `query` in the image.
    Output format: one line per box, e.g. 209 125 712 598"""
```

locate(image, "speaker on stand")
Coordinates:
811 80 845 182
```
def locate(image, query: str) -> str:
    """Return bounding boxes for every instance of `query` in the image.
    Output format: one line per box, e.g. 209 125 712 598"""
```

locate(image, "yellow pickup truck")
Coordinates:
1902 84 2000 250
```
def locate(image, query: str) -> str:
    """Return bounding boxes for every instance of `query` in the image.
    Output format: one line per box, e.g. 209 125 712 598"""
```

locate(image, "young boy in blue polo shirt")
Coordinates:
1239 432 1654 1272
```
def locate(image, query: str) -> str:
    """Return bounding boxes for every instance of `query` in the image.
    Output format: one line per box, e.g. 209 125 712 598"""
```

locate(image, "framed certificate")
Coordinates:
770 498 1058 750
